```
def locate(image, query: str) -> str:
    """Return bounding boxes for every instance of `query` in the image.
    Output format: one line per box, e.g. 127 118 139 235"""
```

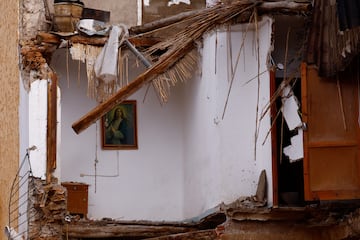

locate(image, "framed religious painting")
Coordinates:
101 100 138 150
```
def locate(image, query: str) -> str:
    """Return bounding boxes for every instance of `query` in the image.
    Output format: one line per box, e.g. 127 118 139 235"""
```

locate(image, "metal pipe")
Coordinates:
124 39 152 68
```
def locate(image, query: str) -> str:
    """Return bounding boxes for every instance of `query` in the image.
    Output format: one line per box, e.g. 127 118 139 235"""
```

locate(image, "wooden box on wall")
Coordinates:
61 182 88 217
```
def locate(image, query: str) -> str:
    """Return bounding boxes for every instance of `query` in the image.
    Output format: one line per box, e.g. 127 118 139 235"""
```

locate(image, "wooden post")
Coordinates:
46 72 57 183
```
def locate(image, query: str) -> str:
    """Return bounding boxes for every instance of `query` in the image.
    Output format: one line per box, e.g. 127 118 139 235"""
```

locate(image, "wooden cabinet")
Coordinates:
62 182 88 217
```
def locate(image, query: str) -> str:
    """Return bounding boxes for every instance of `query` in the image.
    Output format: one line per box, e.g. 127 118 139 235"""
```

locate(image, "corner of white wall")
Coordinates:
54 85 61 180
28 78 48 180
137 0 142 25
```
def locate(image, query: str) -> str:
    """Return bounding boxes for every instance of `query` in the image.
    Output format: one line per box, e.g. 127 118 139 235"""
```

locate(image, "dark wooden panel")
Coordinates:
303 64 360 201
309 146 359 191
306 67 357 143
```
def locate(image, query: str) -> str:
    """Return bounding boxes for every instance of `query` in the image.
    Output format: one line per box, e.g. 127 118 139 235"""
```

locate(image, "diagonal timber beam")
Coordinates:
72 42 194 134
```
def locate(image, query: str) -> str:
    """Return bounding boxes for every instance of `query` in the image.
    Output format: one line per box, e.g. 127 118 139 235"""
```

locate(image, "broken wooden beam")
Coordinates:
130 9 203 34
37 32 108 46
46 72 58 183
63 221 197 239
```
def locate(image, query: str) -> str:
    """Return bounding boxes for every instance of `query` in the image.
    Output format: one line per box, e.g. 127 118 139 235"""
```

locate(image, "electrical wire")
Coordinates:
80 121 120 183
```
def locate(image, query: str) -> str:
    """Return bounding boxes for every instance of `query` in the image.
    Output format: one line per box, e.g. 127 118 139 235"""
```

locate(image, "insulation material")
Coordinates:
70 43 102 99
152 50 198 103
283 129 304 163
281 85 301 131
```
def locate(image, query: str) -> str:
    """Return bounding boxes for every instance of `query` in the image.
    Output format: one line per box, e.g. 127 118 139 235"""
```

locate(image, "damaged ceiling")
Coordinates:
307 0 360 77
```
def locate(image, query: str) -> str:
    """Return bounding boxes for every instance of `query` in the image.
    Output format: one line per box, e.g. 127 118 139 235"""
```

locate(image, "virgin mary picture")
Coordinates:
102 100 138 149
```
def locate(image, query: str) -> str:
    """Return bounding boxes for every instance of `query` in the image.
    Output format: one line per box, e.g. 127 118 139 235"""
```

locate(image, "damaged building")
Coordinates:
1 0 360 239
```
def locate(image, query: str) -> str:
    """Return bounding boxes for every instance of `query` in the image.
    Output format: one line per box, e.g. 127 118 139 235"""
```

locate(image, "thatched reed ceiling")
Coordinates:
307 0 360 77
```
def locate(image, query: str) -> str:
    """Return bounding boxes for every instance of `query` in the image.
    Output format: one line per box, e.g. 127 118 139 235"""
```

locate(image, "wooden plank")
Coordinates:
269 70 279 207
258 1 312 13
37 32 107 46
307 141 358 148
64 222 197 239
130 1 312 34
304 62 360 201
130 9 202 34
37 31 161 48
311 190 360 201
36 32 61 44
301 62 310 201
46 72 57 183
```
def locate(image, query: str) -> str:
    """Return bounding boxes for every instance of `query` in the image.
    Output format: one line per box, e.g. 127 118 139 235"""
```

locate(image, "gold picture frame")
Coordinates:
101 100 138 150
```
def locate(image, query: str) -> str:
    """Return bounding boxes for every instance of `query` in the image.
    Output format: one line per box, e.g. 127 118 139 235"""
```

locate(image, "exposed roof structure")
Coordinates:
307 0 360 77
71 0 312 134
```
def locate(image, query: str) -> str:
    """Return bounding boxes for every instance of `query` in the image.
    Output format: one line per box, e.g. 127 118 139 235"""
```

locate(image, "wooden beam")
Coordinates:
146 229 217 240
36 32 61 44
130 9 202 34
64 222 197 239
37 31 161 48
37 32 108 46
46 72 57 183
69 34 108 45
130 1 311 35
258 1 312 13
128 36 163 47
72 40 194 134
269 70 279 207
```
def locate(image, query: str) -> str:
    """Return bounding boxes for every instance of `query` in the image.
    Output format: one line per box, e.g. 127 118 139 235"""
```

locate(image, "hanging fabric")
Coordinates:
94 24 128 84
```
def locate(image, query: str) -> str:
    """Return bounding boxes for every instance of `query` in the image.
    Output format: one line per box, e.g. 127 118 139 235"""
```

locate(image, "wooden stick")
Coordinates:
130 9 203 34
46 72 57 183
337 76 347 131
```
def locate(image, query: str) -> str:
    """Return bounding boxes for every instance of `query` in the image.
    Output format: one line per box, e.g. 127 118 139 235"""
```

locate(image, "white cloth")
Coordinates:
94 25 128 84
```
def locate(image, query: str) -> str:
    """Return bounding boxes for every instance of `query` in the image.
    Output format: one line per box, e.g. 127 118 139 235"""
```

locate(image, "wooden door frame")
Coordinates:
270 69 279 207
301 61 360 201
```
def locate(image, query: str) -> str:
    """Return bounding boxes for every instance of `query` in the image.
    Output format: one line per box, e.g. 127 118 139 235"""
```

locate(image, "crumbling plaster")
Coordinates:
21 0 50 41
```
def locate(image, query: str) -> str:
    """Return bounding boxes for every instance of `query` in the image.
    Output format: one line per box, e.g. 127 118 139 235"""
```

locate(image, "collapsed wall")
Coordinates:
28 177 66 239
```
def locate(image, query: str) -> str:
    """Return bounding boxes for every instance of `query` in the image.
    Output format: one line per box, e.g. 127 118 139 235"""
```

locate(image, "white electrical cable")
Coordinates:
80 121 120 179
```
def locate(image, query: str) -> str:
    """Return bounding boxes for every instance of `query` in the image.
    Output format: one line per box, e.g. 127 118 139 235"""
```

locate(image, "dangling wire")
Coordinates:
94 121 99 193
7 146 36 239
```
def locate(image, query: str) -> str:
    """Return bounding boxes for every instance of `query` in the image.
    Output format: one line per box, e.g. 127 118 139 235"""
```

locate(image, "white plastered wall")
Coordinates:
52 49 185 221
183 17 273 218
50 18 273 221
28 78 48 179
